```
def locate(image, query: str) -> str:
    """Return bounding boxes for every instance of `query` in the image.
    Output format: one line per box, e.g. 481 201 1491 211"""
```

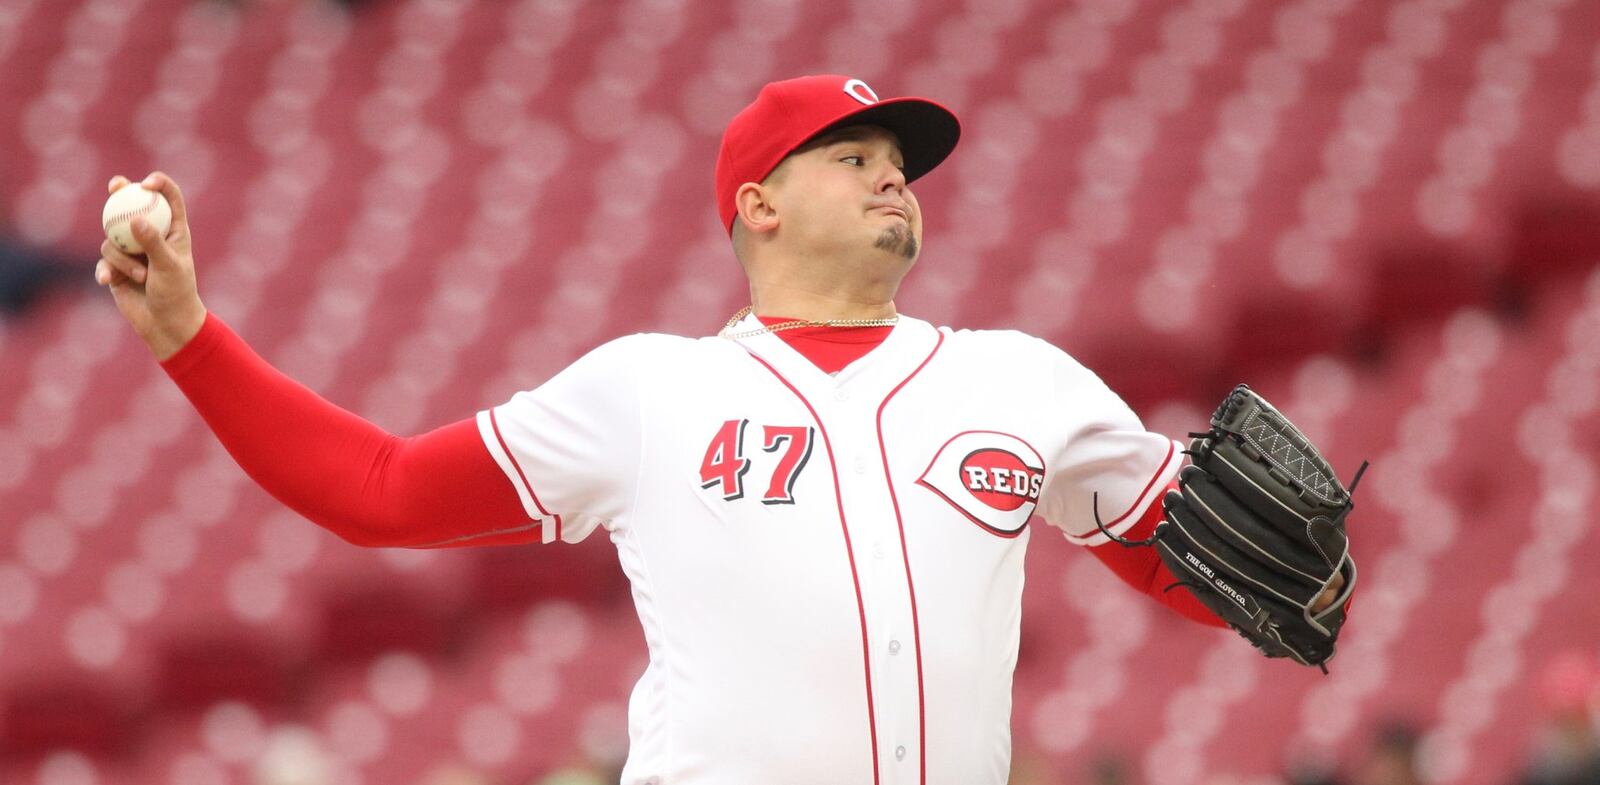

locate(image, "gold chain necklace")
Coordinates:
718 306 900 339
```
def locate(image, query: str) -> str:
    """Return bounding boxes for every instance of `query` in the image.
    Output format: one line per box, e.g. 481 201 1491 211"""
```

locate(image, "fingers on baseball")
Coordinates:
95 259 131 287
100 239 148 283
140 171 187 227
128 217 177 269
107 175 131 194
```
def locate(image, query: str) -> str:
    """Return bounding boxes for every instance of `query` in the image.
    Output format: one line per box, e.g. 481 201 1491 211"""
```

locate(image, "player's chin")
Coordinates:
872 223 920 262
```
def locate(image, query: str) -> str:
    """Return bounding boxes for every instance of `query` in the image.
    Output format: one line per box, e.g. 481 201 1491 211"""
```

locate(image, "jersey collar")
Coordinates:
726 311 940 398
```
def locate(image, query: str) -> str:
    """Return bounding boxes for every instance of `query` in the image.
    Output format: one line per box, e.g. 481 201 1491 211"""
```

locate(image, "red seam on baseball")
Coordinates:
103 191 161 230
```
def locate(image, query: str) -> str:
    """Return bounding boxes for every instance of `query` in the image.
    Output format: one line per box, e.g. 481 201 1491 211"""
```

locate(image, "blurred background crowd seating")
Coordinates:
1 0 1598 782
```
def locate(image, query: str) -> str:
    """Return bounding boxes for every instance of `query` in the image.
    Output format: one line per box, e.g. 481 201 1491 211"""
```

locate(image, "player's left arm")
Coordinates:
1084 479 1348 627
1029 339 1343 628
1029 338 1214 621
1085 484 1227 627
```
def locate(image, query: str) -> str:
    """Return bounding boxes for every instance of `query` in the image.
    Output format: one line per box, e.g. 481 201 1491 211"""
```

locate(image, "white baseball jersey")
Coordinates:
476 312 1182 785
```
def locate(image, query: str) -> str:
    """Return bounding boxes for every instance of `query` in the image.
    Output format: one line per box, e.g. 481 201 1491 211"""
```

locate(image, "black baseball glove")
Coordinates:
1099 384 1365 671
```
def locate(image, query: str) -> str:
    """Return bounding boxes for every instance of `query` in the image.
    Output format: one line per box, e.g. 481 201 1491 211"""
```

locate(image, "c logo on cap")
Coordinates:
843 78 879 105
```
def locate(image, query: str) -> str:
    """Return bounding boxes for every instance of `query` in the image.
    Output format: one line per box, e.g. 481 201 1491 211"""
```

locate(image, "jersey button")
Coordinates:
895 745 907 761
834 388 850 401
888 640 901 655
872 542 885 559
853 454 868 474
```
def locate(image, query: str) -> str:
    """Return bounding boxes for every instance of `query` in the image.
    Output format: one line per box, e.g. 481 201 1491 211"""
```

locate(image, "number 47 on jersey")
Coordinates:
699 419 815 505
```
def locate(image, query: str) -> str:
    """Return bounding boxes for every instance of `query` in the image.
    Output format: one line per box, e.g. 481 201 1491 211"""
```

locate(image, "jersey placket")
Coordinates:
823 388 924 785
736 317 937 785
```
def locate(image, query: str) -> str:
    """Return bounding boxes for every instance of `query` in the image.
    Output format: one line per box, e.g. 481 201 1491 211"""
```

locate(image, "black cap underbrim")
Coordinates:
809 97 962 184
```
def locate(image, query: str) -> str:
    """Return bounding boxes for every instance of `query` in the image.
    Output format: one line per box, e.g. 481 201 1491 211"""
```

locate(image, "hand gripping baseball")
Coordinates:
96 173 207 361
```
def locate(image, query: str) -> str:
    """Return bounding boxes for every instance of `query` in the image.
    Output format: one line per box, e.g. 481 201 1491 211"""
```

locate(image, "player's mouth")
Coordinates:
871 204 909 221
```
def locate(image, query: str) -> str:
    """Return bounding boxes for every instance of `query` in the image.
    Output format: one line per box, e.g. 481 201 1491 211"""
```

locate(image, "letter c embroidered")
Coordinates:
843 78 879 105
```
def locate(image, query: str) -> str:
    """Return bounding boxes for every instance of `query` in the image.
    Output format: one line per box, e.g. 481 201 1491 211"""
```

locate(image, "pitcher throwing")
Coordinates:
95 75 1355 785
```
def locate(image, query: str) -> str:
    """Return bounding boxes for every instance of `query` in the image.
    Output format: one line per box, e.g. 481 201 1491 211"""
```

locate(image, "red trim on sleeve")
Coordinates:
1098 439 1177 530
488 408 563 541
1086 480 1227 628
161 313 536 548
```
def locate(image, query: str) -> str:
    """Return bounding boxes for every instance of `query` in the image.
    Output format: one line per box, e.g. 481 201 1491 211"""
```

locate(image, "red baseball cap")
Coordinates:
715 74 961 233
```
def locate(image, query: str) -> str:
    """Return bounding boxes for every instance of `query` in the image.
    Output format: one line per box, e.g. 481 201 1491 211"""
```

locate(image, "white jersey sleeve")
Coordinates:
1032 340 1184 546
475 335 650 544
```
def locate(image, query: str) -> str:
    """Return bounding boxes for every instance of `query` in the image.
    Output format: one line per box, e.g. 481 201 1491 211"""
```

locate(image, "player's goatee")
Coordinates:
875 224 918 260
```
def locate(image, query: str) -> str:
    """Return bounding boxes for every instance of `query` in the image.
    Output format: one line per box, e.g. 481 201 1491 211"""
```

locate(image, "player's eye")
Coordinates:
840 155 864 166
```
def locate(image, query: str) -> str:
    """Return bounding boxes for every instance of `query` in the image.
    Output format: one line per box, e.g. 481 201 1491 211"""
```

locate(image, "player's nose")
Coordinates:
875 163 907 194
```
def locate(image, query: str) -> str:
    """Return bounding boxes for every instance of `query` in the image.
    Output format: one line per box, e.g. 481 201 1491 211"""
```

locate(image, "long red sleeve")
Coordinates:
1087 483 1227 628
160 313 535 548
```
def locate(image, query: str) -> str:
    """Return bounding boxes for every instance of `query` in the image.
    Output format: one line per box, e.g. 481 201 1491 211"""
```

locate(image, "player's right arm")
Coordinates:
96 173 535 548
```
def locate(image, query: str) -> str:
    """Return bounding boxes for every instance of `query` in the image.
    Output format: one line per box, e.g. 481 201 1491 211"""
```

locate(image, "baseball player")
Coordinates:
96 75 1354 784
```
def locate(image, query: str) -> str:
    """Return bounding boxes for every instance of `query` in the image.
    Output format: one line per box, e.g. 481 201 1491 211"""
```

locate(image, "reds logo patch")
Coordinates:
917 431 1045 538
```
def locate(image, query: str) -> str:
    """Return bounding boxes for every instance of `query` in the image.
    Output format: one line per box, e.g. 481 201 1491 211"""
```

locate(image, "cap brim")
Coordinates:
811 97 961 184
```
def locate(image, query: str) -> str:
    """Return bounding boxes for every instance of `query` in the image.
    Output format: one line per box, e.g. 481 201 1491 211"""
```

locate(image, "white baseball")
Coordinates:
102 183 173 255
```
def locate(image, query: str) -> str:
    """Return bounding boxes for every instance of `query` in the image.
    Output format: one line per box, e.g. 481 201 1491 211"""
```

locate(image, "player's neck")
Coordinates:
748 290 902 324
748 284 898 323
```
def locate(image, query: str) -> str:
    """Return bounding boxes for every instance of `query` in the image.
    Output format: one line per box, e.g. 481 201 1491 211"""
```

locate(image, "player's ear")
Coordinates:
734 182 780 236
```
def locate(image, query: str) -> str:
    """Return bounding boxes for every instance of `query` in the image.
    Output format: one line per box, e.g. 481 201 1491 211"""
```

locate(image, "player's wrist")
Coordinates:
145 300 208 362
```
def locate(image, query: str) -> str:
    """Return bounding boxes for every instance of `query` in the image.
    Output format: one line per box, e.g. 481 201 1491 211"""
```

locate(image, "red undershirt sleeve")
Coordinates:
159 313 534 548
1086 481 1227 628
